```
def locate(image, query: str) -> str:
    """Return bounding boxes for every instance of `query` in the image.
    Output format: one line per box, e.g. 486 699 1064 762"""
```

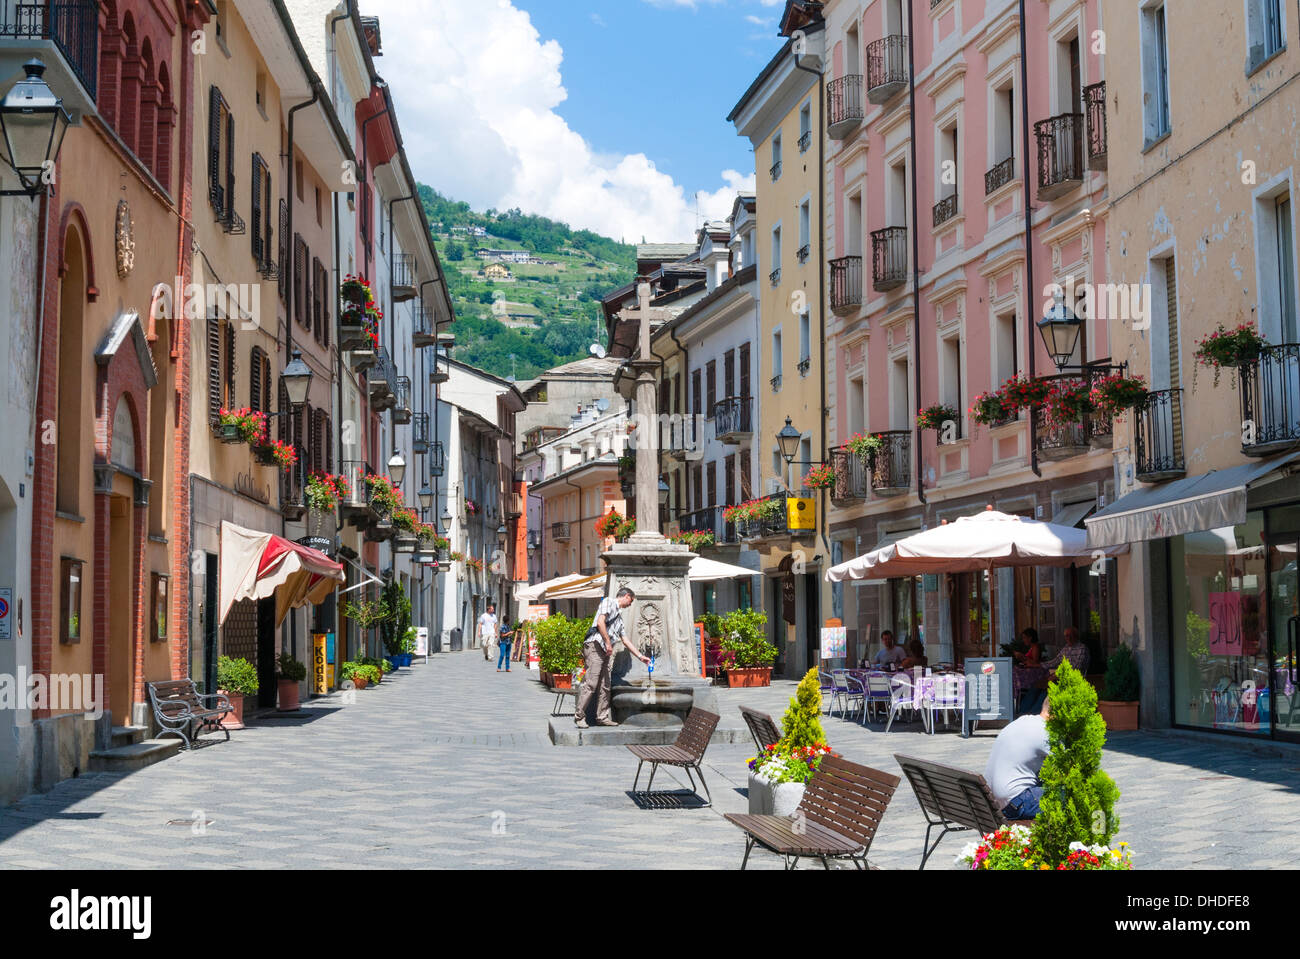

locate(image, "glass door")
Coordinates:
1268 530 1300 740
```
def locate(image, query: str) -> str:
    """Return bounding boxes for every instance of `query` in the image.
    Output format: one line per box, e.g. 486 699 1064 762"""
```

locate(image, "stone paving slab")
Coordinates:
1 654 1299 869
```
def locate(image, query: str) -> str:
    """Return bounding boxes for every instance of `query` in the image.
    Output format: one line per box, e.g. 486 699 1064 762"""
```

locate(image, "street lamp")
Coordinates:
658 478 670 507
388 450 406 487
777 416 801 490
0 60 71 199
497 523 508 547
1037 290 1083 371
281 349 313 407
418 484 433 510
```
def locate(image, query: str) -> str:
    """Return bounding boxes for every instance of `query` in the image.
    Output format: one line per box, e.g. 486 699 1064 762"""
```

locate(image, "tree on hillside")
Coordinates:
445 240 465 261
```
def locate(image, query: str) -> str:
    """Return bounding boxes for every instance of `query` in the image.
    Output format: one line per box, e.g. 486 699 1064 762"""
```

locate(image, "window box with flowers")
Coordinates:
305 473 350 514
216 407 268 446
970 390 1014 427
998 374 1051 414
364 473 402 516
254 439 297 472
1036 378 1093 460
340 274 378 350
595 509 636 543
1089 372 1148 444
669 529 715 550
1194 322 1267 389
917 404 960 442
803 463 836 491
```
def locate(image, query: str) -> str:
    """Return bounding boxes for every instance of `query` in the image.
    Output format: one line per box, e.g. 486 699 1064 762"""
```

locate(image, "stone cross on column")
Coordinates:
624 280 672 538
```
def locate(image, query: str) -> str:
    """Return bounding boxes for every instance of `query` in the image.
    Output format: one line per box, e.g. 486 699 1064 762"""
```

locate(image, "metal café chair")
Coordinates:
818 669 839 716
836 669 865 723
885 672 918 732
922 673 965 735
865 672 893 723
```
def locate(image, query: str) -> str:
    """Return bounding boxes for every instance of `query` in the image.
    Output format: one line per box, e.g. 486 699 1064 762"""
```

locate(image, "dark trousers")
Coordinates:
497 640 511 670
1002 785 1044 820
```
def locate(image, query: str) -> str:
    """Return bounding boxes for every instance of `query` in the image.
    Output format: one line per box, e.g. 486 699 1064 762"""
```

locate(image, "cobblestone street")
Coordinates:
2 652 1298 870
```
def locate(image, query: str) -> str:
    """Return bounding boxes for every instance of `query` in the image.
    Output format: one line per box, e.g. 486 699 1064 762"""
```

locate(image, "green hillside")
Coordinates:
419 185 635 381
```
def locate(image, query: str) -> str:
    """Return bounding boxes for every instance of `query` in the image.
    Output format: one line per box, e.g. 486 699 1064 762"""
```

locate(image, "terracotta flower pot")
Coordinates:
726 667 772 688
352 675 368 690
218 690 245 729
552 673 573 690
277 678 300 712
1099 700 1139 731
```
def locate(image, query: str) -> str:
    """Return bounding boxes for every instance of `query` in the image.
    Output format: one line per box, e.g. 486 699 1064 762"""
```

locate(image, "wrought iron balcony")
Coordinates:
390 375 411 424
713 396 753 444
933 192 958 228
413 412 429 453
1084 81 1107 171
870 430 911 497
830 255 863 315
339 459 378 522
866 36 908 104
1031 369 1115 460
392 253 416 301
368 346 398 410
1135 389 1185 482
278 446 307 519
1035 112 1084 201
829 446 869 505
797 244 810 264
771 374 782 392
0 0 99 108
551 521 571 542
430 440 446 477
798 358 811 376
1239 343 1300 456
870 226 908 292
984 156 1015 196
827 74 864 139
413 305 436 347
769 268 782 286
770 160 782 181
679 505 737 546
799 130 812 153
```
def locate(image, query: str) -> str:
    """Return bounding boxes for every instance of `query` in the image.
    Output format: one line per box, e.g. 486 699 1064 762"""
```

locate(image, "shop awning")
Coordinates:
543 573 605 600
688 557 761 581
1084 452 1300 548
517 573 588 601
1053 500 1096 529
218 522 345 627
827 509 1126 582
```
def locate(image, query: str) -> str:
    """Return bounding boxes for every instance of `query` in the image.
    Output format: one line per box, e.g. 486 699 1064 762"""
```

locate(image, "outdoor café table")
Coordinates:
1012 664 1049 705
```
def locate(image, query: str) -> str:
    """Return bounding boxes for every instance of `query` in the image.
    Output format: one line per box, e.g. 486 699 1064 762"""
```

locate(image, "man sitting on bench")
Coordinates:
984 696 1050 820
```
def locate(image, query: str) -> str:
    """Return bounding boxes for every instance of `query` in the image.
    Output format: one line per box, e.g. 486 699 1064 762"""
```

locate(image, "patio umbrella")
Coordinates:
517 572 588 601
687 557 761 581
542 573 605 600
825 508 1127 583
218 521 345 627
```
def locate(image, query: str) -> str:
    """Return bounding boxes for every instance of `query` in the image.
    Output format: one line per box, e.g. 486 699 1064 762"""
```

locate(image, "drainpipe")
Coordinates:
906 3 927 506
795 36 831 560
1019 0 1042 477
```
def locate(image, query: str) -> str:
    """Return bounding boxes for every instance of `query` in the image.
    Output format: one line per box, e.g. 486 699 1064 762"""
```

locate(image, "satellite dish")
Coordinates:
589 343 607 359
595 399 610 412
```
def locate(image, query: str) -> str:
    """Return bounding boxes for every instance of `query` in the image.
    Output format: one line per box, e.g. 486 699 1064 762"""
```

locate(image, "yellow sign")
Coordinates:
313 634 329 695
787 497 816 530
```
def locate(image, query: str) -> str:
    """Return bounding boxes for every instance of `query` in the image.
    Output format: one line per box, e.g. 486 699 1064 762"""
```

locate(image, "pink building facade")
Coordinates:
820 0 1118 669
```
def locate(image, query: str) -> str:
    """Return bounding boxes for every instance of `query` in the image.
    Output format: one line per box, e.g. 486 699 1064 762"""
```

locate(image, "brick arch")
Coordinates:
95 317 153 475
57 201 97 300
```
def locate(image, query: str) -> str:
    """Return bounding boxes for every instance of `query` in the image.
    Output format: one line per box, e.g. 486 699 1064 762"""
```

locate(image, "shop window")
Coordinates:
152 573 169 642
61 558 83 645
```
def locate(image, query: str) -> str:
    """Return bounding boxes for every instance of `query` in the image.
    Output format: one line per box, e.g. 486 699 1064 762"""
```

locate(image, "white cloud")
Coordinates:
745 14 773 25
362 0 749 242
640 0 725 8
590 12 606 27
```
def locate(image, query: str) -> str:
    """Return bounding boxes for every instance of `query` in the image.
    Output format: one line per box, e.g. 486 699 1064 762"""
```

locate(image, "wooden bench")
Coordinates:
724 754 900 870
893 753 1035 869
147 680 233 749
627 706 720 806
738 705 781 754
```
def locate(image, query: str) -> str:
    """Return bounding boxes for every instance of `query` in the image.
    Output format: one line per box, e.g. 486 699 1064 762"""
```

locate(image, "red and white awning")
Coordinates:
219 521 345 626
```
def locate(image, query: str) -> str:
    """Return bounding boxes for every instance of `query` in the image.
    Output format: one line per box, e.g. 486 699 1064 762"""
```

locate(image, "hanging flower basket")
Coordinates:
217 408 268 445
266 440 297 472
1194 323 1266 388
1089 373 1150 419
594 509 625 539
844 432 885 460
999 375 1052 413
970 390 1013 426
802 463 836 490
916 404 959 433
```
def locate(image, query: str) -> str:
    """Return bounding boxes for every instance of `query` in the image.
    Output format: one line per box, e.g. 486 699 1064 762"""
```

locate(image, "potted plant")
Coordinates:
339 661 366 689
998 374 1052 414
747 668 833 815
916 404 959 435
802 463 836 491
535 613 585 688
277 653 306 712
844 431 885 461
716 608 778 686
379 579 412 666
1089 373 1149 420
970 389 1013 426
1194 321 1267 388
341 595 391 659
1098 643 1140 731
217 655 258 728
364 473 401 516
594 509 624 540
216 407 268 445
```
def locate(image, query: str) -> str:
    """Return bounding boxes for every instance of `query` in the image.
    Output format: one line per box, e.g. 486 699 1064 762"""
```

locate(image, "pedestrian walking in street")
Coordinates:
497 620 514 672
477 604 498 661
574 588 648 728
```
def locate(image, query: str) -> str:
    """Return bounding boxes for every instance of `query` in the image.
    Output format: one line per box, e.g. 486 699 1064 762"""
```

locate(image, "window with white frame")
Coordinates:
771 224 782 283
989 80 1015 180
1141 2 1172 145
771 132 783 181
994 310 1019 392
799 198 811 260
799 101 812 152
1255 186 1298 343
848 375 865 436
890 354 910 430
1247 0 1286 72
940 333 963 435
772 328 784 386
799 311 811 371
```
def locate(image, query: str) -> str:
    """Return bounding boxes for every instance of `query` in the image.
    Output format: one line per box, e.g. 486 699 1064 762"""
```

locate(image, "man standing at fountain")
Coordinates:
575 587 650 728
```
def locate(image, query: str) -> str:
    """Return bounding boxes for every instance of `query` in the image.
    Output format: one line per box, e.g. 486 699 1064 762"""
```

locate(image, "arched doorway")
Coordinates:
107 396 138 724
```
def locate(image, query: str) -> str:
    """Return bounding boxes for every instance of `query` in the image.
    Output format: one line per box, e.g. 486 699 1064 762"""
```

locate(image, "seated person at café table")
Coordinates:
897 638 927 671
871 631 907 669
1012 628 1043 666
1015 627 1090 716
985 696 1051 820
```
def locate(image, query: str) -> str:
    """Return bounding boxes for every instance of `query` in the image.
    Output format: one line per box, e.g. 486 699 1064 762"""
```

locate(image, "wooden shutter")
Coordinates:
293 235 306 327
277 379 289 443
725 454 735 506
224 110 235 218
249 347 262 412
740 448 752 500
324 414 333 474
277 200 288 302
262 352 272 415
740 342 751 398
706 360 716 418
224 323 236 409
724 349 735 399
251 156 263 262
692 369 701 416
692 464 702 511
707 460 716 508
1166 255 1183 454
263 165 273 272
207 87 222 210
322 264 331 348
207 315 222 424
312 257 323 342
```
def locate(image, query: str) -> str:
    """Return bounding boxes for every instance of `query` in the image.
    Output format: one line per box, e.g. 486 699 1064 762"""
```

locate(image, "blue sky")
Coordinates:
364 0 788 241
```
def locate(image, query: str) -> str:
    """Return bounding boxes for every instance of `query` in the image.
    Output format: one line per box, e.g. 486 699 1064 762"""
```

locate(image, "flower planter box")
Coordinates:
726 667 772 688
218 691 246 729
214 424 245 445
551 672 573 690
277 679 300 712
253 444 279 466
1098 700 1138 731
747 771 805 816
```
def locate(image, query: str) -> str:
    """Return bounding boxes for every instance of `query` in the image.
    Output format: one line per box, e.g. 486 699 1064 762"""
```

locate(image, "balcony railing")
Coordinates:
797 244 810 264
679 505 737 546
770 160 783 181
798 358 811 376
339 459 378 521
430 440 446 477
771 374 782 392
830 255 863 315
769 268 782 286
0 0 99 99
1084 81 1107 171
826 74 864 139
368 346 397 410
413 306 436 347
392 253 416 301
551 522 571 542
413 412 430 453
829 446 869 505
1240 343 1300 456
866 36 908 104
933 191 958 228
1135 389 1185 481
278 446 307 519
1031 369 1115 460
984 156 1015 195
1035 112 1084 201
391 375 411 424
870 226 908 292
870 431 911 496
713 395 753 443
662 415 698 460
799 130 812 153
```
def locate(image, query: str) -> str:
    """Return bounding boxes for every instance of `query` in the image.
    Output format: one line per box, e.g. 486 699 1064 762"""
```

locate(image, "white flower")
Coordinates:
955 841 980 864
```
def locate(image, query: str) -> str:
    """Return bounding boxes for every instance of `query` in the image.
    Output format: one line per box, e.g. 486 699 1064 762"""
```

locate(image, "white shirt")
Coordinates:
984 714 1050 807
586 597 625 646
477 611 497 640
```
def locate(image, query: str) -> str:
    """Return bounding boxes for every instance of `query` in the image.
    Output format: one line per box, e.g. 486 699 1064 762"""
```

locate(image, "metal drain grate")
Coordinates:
166 819 214 827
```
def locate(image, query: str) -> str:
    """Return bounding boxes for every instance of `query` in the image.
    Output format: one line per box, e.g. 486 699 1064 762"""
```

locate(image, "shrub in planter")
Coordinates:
717 608 778 673
535 612 586 677
1099 643 1140 731
780 667 828 750
217 655 258 727
277 653 306 711
747 669 833 814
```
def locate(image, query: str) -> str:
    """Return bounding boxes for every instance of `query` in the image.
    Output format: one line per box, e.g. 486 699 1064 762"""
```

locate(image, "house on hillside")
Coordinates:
485 263 513 280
